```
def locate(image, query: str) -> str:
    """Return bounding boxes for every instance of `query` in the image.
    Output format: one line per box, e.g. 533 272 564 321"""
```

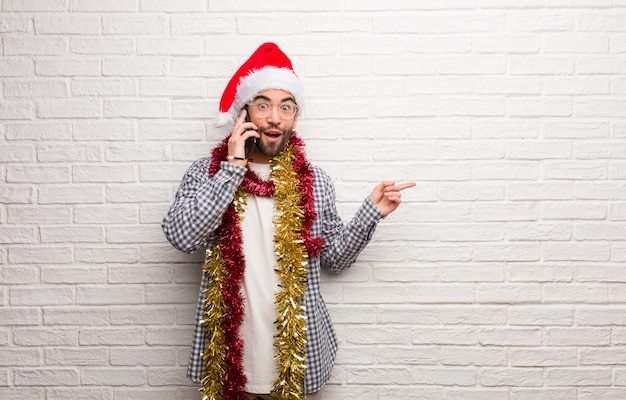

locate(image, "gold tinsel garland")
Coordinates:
200 142 308 400
201 244 228 399
270 143 308 400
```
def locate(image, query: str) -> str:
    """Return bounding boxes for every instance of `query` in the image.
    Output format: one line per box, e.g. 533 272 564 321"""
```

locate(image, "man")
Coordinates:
162 42 415 400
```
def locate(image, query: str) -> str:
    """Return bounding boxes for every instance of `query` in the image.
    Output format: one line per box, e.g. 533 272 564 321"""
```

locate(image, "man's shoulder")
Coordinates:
183 156 212 178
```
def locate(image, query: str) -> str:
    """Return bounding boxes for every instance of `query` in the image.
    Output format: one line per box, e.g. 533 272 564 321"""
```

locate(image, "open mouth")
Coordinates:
264 131 282 139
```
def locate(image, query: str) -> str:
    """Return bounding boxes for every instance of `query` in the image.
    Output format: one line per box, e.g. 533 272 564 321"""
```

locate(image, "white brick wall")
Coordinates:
1 1 626 398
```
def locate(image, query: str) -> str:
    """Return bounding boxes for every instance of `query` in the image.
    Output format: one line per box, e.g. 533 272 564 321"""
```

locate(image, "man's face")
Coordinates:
247 89 299 161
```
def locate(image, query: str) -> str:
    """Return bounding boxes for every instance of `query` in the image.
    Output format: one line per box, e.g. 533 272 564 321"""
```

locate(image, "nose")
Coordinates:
266 106 281 124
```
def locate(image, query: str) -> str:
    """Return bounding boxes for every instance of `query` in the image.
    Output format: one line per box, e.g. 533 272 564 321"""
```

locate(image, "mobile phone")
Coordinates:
243 106 256 158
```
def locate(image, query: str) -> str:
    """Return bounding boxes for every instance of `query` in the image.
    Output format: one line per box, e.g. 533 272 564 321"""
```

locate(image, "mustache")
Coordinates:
260 125 288 134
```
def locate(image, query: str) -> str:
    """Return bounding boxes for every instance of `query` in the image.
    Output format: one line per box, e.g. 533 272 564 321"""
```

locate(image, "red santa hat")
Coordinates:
216 42 304 127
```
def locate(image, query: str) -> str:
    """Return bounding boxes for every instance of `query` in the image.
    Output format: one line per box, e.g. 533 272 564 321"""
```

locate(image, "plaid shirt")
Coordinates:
162 156 384 393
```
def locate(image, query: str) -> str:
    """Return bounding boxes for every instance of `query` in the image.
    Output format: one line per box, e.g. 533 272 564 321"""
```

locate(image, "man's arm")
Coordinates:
162 158 246 254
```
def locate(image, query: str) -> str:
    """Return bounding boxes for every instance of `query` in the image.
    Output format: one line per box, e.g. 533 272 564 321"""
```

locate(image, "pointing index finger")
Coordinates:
396 182 417 191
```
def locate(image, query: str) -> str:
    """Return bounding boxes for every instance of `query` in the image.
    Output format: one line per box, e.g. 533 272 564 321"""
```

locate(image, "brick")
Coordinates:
81 367 146 386
547 327 610 346
448 389 511 400
442 347 507 367
137 37 203 56
3 0 67 11
575 307 626 326
511 349 577 367
0 101 35 120
43 307 109 326
544 243 610 262
110 306 175 325
73 164 137 183
476 283 542 302
0 59 34 77
511 389 577 400
69 0 139 12
102 57 168 77
479 368 543 387
0 144 35 163
14 368 79 386
510 56 574 75
440 264 505 282
508 98 572 117
104 100 169 118
109 347 177 365
70 38 134 56
3 37 66 55
412 328 477 345
439 183 504 201
0 266 39 284
72 121 134 141
14 328 79 346
577 56 626 74
412 367 476 386
344 366 412 385
579 388 626 400
42 225 103 244
8 205 71 224
0 184 34 205
0 15 31 33
544 368 612 386
11 286 74 306
479 328 542 346
171 100 213 119
75 246 139 264
34 15 101 34
9 246 73 264
80 328 144 346
0 388 44 399
0 226 37 244
102 15 168 35
545 76 610 95
509 13 573 32
106 184 171 203
139 78 207 97
170 15 233 34
5 122 71 141
39 185 104 204
73 205 138 224
41 266 107 284
171 58 234 78
37 99 100 118
306 15 369 33
139 0 206 12
0 348 41 366
47 388 113 400
45 347 108 366
544 33 609 53
108 265 172 284
4 79 68 98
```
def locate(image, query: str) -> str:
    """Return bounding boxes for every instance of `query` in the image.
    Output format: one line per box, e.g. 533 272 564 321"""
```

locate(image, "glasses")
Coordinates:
247 101 298 119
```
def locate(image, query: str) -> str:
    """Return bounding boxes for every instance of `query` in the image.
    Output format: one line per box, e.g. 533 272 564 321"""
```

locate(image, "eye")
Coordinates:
257 102 269 110
280 104 294 112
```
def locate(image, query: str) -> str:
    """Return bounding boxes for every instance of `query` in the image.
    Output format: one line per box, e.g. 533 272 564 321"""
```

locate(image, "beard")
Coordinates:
256 125 293 158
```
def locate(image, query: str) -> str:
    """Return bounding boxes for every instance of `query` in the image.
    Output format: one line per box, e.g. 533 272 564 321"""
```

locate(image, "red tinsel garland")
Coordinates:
204 132 324 398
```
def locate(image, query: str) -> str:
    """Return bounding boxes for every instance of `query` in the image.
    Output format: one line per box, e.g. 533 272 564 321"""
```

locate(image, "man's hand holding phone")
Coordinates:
227 107 258 166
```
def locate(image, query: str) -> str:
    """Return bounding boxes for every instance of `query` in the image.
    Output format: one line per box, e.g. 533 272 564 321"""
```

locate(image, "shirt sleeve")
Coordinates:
161 157 247 254
315 167 385 272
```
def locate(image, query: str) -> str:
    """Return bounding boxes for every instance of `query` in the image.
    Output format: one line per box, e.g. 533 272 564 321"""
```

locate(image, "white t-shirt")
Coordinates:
240 162 280 393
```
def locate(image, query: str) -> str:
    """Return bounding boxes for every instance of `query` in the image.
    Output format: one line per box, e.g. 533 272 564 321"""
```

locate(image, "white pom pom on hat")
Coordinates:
216 42 304 127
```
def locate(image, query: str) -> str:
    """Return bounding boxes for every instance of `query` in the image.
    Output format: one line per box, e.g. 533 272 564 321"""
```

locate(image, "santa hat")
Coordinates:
216 42 304 127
